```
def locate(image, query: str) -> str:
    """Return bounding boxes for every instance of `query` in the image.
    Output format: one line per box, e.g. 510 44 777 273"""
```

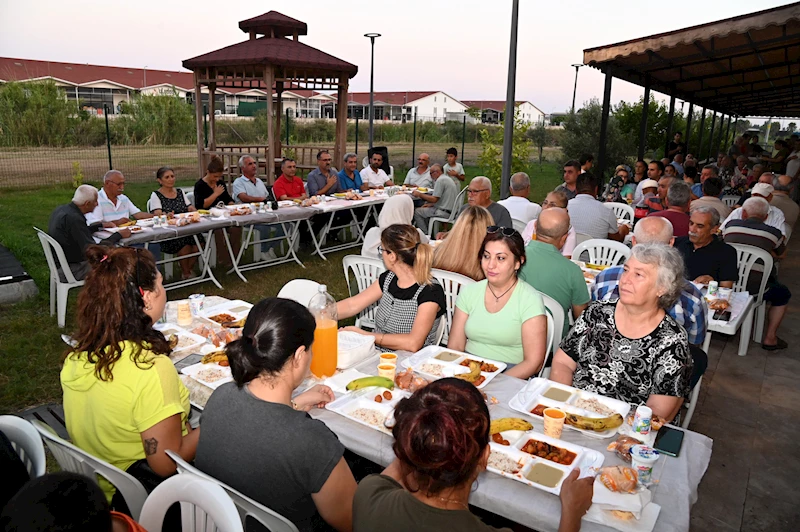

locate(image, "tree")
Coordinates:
465 106 482 120
477 109 532 192
560 99 633 175
0 81 79 146
526 121 550 166
116 89 195 144
613 95 686 159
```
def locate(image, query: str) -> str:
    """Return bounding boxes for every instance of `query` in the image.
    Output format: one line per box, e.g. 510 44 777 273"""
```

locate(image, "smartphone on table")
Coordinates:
653 425 685 457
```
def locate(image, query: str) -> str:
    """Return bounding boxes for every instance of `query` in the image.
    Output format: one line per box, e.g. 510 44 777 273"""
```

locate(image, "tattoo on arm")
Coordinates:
144 437 158 456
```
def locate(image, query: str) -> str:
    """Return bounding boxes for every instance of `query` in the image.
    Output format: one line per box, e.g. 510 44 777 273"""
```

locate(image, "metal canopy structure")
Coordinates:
183 11 358 181
581 2 800 185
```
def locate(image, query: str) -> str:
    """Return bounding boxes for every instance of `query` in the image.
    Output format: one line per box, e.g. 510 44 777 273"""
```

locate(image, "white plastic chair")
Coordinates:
571 239 631 267
603 202 634 222
342 255 386 329
165 450 299 532
730 243 773 343
538 293 566 379
277 279 322 307
574 232 593 246
682 376 703 429
431 268 475 345
34 227 85 328
139 473 244 532
512 219 528 233
721 195 741 207
31 420 148 520
0 415 46 478
427 187 468 237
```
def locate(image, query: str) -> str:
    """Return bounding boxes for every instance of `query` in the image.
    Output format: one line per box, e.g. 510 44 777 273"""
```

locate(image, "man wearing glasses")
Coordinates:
459 176 513 227
86 170 154 226
412 164 458 231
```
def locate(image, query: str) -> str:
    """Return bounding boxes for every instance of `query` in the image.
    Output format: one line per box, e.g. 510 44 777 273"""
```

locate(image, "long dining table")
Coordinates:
173 298 713 532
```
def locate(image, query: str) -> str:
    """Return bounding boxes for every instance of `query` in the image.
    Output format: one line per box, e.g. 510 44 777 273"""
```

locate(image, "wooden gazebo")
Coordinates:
183 11 358 182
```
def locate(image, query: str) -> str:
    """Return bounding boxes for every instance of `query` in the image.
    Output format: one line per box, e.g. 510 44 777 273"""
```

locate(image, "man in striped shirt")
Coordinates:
723 197 791 351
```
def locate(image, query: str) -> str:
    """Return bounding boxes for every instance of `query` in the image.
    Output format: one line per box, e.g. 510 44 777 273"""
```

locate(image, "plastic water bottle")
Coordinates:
308 285 338 378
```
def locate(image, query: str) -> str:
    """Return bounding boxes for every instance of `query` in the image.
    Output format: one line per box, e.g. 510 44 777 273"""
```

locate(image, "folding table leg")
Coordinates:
738 305 754 356
224 227 248 283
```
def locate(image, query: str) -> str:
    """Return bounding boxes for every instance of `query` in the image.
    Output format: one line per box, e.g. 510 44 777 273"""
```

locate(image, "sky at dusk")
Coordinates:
0 0 792 122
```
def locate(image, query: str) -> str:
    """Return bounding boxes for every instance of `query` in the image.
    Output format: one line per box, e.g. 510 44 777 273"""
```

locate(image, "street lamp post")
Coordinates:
500 0 520 199
571 64 584 113
364 33 381 149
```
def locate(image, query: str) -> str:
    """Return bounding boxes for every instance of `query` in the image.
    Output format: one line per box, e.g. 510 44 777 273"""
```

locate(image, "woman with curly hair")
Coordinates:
61 246 198 505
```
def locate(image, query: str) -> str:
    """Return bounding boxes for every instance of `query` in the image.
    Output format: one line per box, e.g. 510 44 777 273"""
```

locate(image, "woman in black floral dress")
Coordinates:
551 244 693 422
149 167 199 279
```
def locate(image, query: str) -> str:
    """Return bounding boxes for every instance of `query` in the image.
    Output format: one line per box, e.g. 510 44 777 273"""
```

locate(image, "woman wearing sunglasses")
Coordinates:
61 246 198 506
339 224 446 351
447 228 547 379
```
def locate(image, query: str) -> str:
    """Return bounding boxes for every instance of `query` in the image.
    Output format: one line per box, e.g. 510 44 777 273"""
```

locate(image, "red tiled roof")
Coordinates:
461 100 530 111
346 91 438 105
182 37 358 77
0 56 194 90
239 11 307 37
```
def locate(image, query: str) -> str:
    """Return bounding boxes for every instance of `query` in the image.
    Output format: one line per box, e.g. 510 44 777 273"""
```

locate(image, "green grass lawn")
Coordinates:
0 164 563 413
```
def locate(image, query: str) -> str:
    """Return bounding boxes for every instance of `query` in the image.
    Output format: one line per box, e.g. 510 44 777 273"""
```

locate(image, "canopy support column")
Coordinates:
334 74 349 167
637 79 650 160
706 111 717 162
194 73 205 178
685 102 694 154
664 95 676 158
723 115 733 154
596 69 613 193
275 81 283 160
264 66 275 184
713 114 726 158
697 108 707 160
208 84 217 151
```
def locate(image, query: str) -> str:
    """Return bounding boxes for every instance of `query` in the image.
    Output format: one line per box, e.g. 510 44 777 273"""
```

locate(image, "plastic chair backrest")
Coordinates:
574 232 593 246
603 202 635 222
139 473 244 532
276 279 322 307
539 292 565 378
721 195 741 207
512 219 528 233
571 239 631 267
31 420 148 520
0 415 46 478
730 243 773 305
430 268 475 342
34 227 81 285
165 450 299 532
342 255 386 328
146 196 154 212
449 187 468 220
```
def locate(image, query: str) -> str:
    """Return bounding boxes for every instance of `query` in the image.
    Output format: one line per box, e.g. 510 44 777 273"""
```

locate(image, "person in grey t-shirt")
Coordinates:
195 298 357 532
307 149 342 196
412 164 459 231
436 176 512 239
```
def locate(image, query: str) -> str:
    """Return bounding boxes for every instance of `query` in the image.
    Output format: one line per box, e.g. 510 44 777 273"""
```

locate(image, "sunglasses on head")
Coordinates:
487 226 516 237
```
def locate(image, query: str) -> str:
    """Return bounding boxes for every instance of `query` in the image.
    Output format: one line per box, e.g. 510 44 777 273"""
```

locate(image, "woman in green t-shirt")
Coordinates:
61 246 198 503
447 227 547 379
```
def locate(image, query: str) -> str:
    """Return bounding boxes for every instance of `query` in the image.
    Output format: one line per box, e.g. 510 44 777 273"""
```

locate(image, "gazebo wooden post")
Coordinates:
334 73 349 167
264 65 275 184
194 72 205 178
275 81 284 161
208 83 217 151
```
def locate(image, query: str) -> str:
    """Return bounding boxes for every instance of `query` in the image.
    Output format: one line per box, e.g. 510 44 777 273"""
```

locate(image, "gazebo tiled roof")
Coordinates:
238 11 307 37
183 37 358 77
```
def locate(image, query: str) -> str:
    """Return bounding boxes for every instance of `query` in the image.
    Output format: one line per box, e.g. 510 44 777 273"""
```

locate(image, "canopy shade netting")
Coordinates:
583 2 800 118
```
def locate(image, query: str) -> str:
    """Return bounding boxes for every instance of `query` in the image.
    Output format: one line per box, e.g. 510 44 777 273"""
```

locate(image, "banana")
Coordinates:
455 360 481 383
490 417 533 435
565 412 624 431
346 376 395 391
201 350 228 364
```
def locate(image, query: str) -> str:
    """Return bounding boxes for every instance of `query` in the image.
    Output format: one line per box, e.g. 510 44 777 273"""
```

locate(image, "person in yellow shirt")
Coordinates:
61 246 198 506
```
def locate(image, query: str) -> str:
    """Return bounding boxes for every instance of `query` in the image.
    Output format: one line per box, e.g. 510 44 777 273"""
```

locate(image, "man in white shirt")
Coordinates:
720 183 786 236
498 172 541 226
567 173 629 241
86 170 153 225
360 153 393 188
403 153 432 189
443 147 466 182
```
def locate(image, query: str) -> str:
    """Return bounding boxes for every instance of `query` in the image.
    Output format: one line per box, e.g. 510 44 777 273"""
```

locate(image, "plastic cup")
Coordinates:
630 445 660 486
379 352 398 366
177 301 192 326
378 363 396 380
632 405 653 436
543 408 566 439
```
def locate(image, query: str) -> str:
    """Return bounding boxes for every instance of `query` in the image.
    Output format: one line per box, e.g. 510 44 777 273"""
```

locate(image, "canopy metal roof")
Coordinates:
583 2 800 117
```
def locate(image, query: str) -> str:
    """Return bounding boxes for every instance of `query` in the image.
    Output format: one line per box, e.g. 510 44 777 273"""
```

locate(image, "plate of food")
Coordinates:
508 378 631 439
485 423 604 495
326 386 411 435
180 360 233 389
156 326 208 353
399 346 506 389
201 300 253 325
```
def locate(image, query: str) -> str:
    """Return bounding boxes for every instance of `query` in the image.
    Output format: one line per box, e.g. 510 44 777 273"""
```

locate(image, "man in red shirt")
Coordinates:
649 181 691 237
273 159 307 200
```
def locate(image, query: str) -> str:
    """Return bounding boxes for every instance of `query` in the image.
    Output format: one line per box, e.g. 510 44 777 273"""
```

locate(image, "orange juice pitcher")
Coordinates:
309 284 338 378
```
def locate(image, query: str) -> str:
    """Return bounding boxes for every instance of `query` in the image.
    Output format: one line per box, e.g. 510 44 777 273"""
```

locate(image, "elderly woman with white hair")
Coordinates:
552 244 694 422
361 194 429 258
